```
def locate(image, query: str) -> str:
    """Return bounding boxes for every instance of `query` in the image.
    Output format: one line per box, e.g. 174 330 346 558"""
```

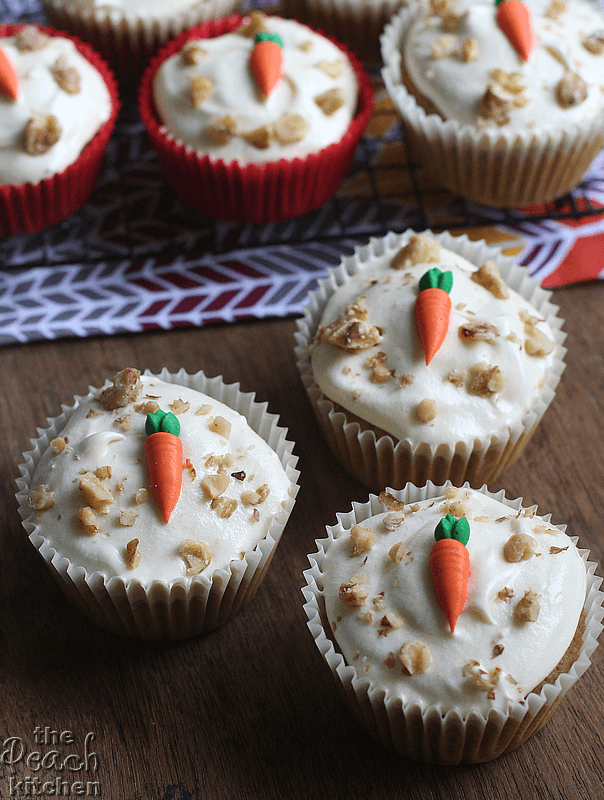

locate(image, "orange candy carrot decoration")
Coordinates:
430 514 471 633
145 409 183 524
250 32 284 98
0 44 19 101
415 267 453 365
496 0 535 61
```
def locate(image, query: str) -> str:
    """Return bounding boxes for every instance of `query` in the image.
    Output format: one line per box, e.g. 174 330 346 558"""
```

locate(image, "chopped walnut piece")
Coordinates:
391 234 441 270
471 261 509 300
15 25 49 51
350 524 375 557
461 38 479 62
170 398 190 415
211 496 237 518
196 404 212 415
201 473 230 499
299 40 313 52
241 484 270 506
99 368 142 410
77 506 100 535
384 652 396 668
205 453 235 472
252 508 260 522
241 125 272 149
503 533 537 562
479 70 528 126
315 59 345 78
443 498 469 518
24 113 62 156
364 351 395 383
463 661 501 698
206 115 237 146
399 641 433 675
190 74 214 107
446 369 467 387
431 33 457 60
556 71 587 108
492 644 504 658
429 0 456 15
383 512 405 531
79 472 114 513
114 415 133 432
134 488 149 505
135 400 160 415
524 326 554 357
459 321 499 343
86 409 102 418
208 416 231 439
231 470 246 481
314 87 345 115
236 11 267 38
388 541 407 564
550 545 569 555
416 398 437 423
50 437 67 455
94 466 111 481
125 538 140 568
583 30 604 55
318 298 382 352
399 374 414 388
515 589 540 622
442 10 466 31
545 0 567 19
373 593 386 610
468 363 504 396
29 484 54 511
380 612 403 630
339 576 368 607
273 113 309 145
50 56 81 94
497 586 514 602
179 539 212 575
379 491 405 511
181 41 207 65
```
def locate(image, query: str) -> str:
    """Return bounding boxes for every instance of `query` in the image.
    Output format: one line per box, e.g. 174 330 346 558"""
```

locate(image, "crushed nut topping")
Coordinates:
167 398 188 415
550 545 569 555
179 539 212 575
77 506 100 535
364 351 395 383
86 409 102 418
15 25 49 51
442 10 466 31
391 234 441 270
383 511 405 531
380 612 403 630
50 56 81 94
196 404 212 415
583 30 604 55
515 589 540 622
459 321 499 343
339 575 368 607
189 74 214 108
479 70 528 126
399 374 414 388
497 586 514 602
236 11 267 38
519 309 554 357
471 261 510 299
50 437 67 454
463 661 501 699
114 415 133 431
399 641 433 675
318 298 382 352
446 368 467 387
379 491 405 511
461 38 480 62
273 113 309 145
181 41 207 65
125 538 140 567
29 484 54 511
314 87 345 115
231 470 246 481
555 71 587 108
388 541 407 563
94 466 111 480
99 368 142 410
206 115 237 146
201 473 230 499
468 363 504 396
211 496 237 518
416 398 437 423
135 400 160 415
134 488 149 505
208 416 231 439
79 472 113 513
383 652 396 668
350 524 375 557
24 113 62 156
315 59 345 78
241 125 272 149
205 453 235 472
442 497 469 518
431 33 457 60
503 533 537 562
241 484 270 506
492 644 504 658
429 0 456 17
545 0 567 19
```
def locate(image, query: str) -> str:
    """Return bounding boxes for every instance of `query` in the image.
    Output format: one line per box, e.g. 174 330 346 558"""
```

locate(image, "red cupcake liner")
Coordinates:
138 15 375 225
0 25 120 239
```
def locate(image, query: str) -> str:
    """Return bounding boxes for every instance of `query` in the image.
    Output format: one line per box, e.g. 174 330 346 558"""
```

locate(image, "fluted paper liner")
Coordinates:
294 229 566 491
0 25 119 239
16 368 299 640
302 482 604 764
380 6 604 208
138 16 374 225
41 0 238 83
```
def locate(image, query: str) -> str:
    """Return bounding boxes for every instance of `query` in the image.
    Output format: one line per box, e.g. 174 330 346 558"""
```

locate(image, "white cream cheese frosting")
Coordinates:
152 16 359 164
27 371 291 584
310 234 558 448
403 0 604 129
53 0 209 18
321 487 587 715
0 27 112 185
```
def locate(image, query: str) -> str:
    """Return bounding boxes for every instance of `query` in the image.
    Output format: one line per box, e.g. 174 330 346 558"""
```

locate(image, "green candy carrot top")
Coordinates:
496 0 535 61
145 409 183 524
250 32 284 98
429 514 471 633
415 267 453 365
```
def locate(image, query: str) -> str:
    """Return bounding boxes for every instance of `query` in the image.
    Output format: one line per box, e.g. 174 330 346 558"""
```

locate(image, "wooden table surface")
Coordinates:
1 278 603 800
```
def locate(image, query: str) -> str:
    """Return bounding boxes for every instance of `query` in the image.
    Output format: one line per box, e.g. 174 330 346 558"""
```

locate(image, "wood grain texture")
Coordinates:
1 284 603 800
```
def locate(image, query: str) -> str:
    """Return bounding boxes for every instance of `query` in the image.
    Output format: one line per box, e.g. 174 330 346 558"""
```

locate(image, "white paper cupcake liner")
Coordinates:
16 368 299 640
302 481 604 764
294 229 566 492
380 6 604 207
41 0 239 82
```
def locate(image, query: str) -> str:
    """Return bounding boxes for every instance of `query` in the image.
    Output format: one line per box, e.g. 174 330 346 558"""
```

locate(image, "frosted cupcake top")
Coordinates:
321 487 586 715
310 233 558 448
0 25 112 185
27 370 292 583
402 0 604 129
53 0 207 16
152 14 359 164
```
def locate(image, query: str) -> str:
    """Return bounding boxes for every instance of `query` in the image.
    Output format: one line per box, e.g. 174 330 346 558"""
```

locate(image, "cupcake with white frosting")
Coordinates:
295 229 566 491
138 13 374 223
0 24 118 237
381 0 604 207
16 368 299 639
303 482 604 763
41 0 239 82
